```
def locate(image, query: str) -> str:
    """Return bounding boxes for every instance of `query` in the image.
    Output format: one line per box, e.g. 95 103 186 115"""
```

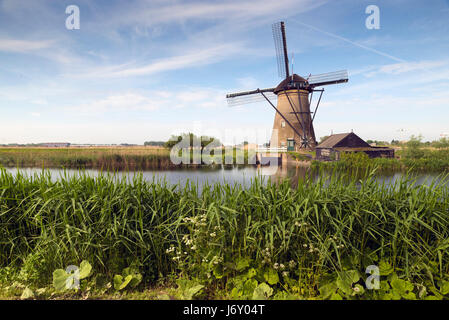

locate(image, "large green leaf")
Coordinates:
246 268 257 279
20 287 34 300
230 287 241 299
342 270 360 284
391 278 415 299
113 274 133 291
263 269 279 285
330 292 343 300
79 260 92 280
122 267 142 288
53 269 69 292
113 275 123 290
336 270 360 295
379 261 394 276
129 273 142 288
236 257 251 272
242 279 258 297
252 283 273 300
439 280 449 295
319 282 337 299
184 284 204 300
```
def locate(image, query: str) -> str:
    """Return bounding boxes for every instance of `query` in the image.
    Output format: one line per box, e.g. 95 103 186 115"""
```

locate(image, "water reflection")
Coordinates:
4 165 448 190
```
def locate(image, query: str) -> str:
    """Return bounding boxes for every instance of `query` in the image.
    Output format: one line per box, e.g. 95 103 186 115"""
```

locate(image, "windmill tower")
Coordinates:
226 21 348 151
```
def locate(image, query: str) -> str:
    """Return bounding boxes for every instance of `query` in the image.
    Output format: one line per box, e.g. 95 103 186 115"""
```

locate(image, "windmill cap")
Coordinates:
273 74 308 93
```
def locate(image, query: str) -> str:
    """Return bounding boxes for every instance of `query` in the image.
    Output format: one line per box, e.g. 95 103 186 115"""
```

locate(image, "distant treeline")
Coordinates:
143 141 166 147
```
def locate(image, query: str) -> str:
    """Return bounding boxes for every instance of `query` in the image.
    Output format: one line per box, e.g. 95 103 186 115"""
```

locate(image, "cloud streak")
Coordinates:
65 87 227 115
0 38 54 53
75 43 245 78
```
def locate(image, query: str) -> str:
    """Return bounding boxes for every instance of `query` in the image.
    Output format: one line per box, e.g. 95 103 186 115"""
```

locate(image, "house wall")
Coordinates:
316 148 335 160
316 148 395 160
363 149 395 158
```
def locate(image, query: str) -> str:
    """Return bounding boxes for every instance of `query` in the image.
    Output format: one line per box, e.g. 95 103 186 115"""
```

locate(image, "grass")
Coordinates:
0 147 172 170
312 148 449 172
0 147 257 170
0 167 448 300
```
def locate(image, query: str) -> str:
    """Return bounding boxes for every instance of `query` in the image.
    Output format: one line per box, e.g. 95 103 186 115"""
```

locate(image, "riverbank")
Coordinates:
1 168 448 300
307 147 449 172
0 147 256 170
1 146 449 172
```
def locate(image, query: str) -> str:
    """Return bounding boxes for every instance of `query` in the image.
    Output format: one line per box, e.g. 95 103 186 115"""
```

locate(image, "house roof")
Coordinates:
317 133 352 148
316 132 371 149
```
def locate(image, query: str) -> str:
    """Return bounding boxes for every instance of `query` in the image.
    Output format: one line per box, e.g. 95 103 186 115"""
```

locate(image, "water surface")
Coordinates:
5 165 448 190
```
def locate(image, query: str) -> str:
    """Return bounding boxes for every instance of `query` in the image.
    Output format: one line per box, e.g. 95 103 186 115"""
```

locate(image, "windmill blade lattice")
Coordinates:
308 70 348 87
226 90 277 107
272 22 288 79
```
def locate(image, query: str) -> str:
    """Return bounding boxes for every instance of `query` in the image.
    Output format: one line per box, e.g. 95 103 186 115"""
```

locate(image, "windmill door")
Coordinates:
287 139 295 151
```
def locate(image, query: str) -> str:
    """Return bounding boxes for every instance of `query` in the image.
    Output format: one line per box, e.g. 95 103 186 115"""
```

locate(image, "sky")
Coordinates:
0 0 448 145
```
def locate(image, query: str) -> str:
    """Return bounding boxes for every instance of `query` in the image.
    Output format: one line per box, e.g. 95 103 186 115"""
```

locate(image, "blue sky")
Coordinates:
0 0 448 145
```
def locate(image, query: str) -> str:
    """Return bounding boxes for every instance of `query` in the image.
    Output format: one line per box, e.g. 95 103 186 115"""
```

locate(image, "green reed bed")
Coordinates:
0 167 448 299
0 148 175 170
311 151 449 172
0 148 256 171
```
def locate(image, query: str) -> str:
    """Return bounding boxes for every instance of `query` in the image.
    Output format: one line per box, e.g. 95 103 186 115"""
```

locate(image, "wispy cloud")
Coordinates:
0 38 53 53
66 87 227 115
289 19 407 63
106 0 328 27
365 60 449 77
75 43 245 78
67 93 159 114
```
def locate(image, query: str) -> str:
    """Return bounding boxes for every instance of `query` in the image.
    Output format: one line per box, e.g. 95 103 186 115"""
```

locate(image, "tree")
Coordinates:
144 141 165 146
404 135 424 159
433 137 449 149
164 133 222 150
391 139 400 146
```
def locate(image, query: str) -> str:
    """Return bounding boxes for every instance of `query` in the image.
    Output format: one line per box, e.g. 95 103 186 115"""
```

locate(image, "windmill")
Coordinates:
226 21 348 151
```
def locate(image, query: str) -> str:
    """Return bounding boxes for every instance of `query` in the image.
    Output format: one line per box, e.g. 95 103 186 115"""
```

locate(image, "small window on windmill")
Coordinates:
281 121 286 128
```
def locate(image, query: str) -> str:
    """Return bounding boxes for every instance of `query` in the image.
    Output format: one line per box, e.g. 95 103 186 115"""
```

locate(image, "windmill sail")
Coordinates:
272 22 290 79
226 88 276 106
308 70 348 87
225 20 348 151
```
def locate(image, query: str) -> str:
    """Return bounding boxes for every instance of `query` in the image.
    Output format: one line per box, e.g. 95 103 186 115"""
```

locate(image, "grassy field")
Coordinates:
1 167 448 300
0 147 257 170
2 144 448 172
0 147 174 170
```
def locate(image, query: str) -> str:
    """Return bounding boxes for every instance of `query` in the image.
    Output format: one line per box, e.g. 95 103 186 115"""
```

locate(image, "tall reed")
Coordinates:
0 167 448 290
